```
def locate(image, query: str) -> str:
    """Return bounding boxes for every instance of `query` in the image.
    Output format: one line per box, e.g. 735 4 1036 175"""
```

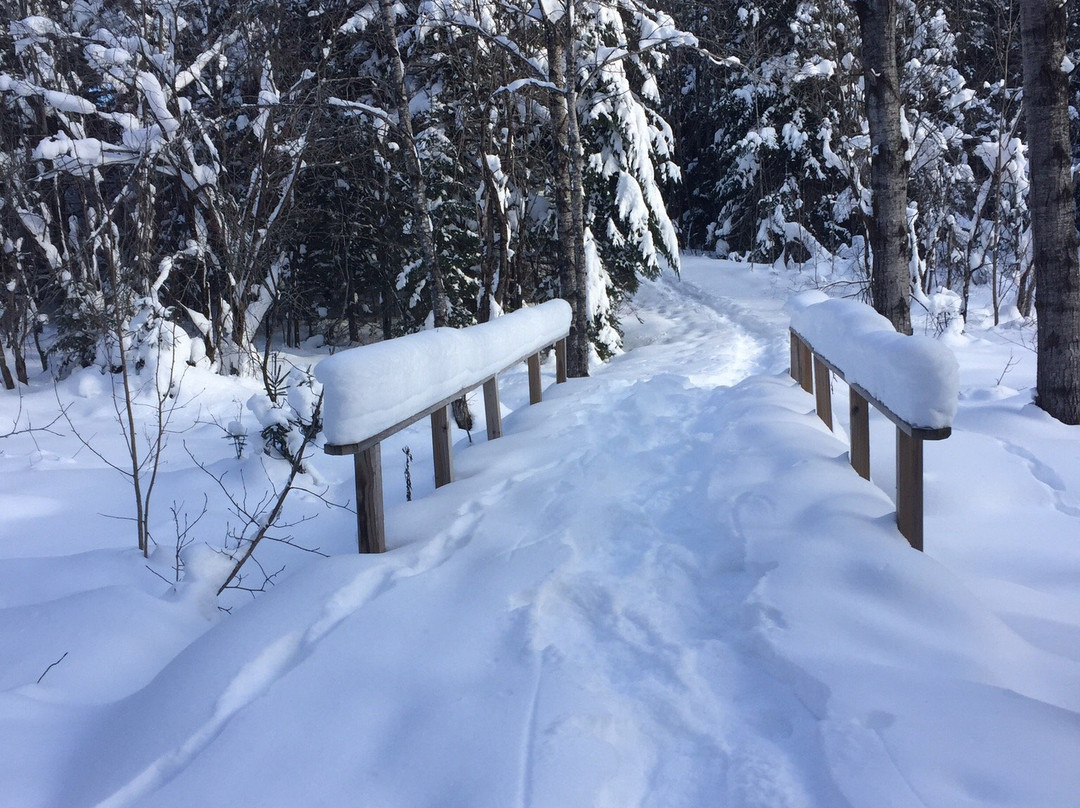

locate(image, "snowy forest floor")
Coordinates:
2 256 1079 807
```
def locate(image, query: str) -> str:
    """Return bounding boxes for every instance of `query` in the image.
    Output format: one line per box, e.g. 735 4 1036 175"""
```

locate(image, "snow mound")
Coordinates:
788 295 959 430
316 300 571 446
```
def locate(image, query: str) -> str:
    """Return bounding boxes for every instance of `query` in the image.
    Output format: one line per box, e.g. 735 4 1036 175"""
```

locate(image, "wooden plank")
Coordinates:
325 386 476 457
798 340 814 394
483 376 502 440
896 428 924 551
789 329 950 441
354 444 386 553
431 405 454 488
848 380 951 441
849 387 871 480
323 330 570 457
813 355 833 430
789 331 801 383
528 353 543 404
324 320 570 555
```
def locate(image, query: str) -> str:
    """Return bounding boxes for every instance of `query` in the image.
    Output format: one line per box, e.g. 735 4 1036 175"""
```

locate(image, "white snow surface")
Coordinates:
790 294 960 429
316 299 571 445
2 258 1079 808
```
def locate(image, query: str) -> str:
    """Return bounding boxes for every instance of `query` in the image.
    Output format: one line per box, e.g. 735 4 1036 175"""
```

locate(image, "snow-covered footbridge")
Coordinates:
2 258 1079 808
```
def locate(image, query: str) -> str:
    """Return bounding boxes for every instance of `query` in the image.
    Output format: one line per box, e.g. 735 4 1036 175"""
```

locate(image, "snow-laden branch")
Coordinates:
328 96 396 123
493 77 561 96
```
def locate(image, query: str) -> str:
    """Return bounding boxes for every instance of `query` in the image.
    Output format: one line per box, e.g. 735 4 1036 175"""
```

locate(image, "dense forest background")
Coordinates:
0 0 1075 387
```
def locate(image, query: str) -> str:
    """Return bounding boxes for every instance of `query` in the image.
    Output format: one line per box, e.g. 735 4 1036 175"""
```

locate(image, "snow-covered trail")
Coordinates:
62 267 810 808
5 259 1080 807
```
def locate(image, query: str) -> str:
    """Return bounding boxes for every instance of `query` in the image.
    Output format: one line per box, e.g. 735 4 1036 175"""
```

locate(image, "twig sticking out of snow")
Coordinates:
36 651 69 684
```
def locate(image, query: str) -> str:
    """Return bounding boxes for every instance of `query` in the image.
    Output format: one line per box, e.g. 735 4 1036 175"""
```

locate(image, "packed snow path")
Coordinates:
2 259 1079 807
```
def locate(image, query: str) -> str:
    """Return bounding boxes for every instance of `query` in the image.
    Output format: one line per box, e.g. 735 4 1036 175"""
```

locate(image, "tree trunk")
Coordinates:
478 135 510 324
0 344 15 391
1020 0 1080 424
13 346 27 386
379 0 449 329
855 0 912 335
548 11 590 377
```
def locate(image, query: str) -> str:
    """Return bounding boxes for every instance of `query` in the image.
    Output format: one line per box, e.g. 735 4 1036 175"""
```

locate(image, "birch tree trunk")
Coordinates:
855 0 912 335
379 0 449 328
0 345 15 391
1020 0 1080 424
547 8 590 377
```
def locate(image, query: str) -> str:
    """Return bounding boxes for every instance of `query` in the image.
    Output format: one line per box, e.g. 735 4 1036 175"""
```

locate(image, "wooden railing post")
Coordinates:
789 322 952 553
321 301 571 555
354 445 386 553
528 353 543 404
896 429 924 551
813 356 832 429
483 376 502 440
798 339 813 394
790 330 814 394
431 405 454 488
849 388 870 480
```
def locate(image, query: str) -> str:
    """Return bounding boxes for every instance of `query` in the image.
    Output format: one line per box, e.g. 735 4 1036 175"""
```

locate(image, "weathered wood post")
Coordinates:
528 353 543 404
813 356 832 429
483 376 502 440
798 339 813 394
849 388 871 480
896 429 924 551
431 404 454 487
789 317 954 553
318 298 572 554
353 445 386 553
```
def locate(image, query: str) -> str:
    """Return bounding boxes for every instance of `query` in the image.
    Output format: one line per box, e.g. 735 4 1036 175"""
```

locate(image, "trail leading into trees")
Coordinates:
4 258 1079 808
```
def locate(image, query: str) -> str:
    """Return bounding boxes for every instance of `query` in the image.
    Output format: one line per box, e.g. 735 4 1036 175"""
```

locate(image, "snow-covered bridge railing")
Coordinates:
788 293 959 551
315 300 572 553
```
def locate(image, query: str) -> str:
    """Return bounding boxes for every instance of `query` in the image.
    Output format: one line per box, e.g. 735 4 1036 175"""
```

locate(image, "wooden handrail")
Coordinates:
322 345 561 457
320 308 570 553
789 327 951 551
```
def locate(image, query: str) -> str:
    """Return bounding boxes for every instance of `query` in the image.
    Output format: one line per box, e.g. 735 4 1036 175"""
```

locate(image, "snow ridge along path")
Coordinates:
3 257 1079 807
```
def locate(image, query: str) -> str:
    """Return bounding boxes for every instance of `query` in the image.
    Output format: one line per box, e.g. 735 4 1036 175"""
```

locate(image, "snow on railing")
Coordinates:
787 292 959 551
316 300 572 553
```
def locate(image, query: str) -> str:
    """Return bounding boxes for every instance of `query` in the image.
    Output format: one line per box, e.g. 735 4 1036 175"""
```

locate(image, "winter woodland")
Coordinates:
3 0 1075 386
4 2 1080 804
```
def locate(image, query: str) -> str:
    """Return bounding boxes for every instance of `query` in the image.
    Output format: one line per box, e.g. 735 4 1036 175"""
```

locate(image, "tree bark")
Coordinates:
855 0 912 335
0 344 15 391
1020 0 1080 424
379 0 449 329
478 133 510 324
547 9 590 377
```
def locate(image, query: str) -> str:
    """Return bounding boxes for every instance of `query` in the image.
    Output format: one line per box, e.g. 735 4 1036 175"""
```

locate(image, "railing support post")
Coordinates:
528 353 543 404
322 304 571 555
789 324 951 553
896 429 924 551
849 388 870 480
354 444 386 554
483 376 502 440
431 405 454 488
813 356 832 429
798 339 813 394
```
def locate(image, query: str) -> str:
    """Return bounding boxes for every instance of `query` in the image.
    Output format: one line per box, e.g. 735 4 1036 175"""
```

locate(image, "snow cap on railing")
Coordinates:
788 295 959 430
316 299 572 446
